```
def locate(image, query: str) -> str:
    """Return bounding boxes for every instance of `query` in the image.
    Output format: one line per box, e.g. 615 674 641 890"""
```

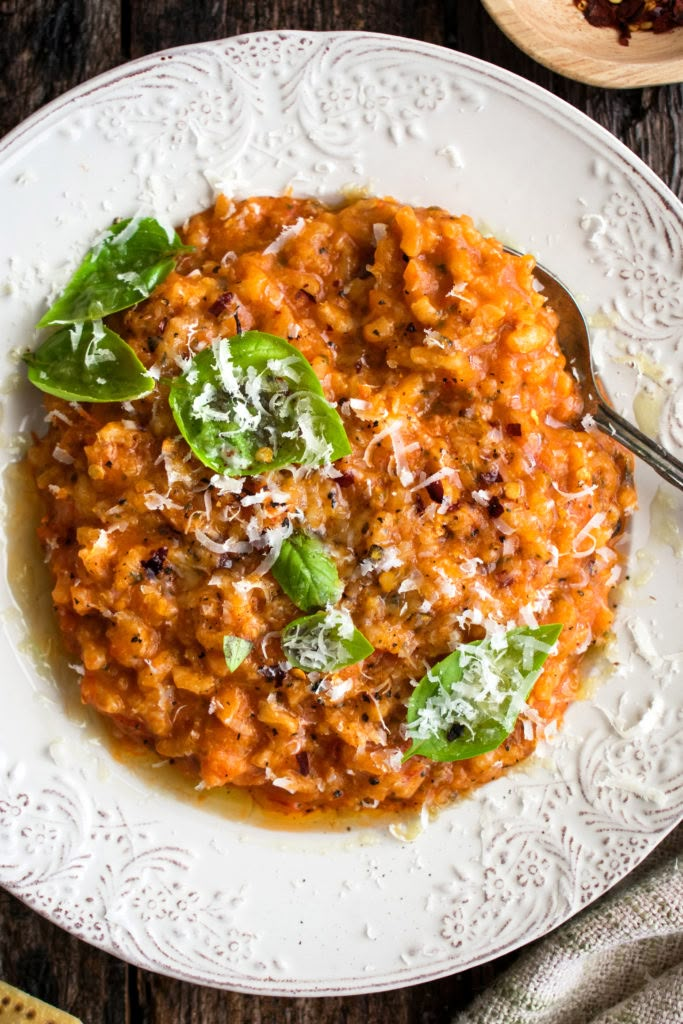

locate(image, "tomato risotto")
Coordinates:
26 195 636 817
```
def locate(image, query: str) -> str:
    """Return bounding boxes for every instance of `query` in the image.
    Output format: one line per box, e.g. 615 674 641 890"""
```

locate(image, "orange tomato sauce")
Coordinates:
26 195 636 818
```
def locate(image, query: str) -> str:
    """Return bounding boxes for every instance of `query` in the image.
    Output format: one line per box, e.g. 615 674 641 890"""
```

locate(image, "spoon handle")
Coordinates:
594 401 683 492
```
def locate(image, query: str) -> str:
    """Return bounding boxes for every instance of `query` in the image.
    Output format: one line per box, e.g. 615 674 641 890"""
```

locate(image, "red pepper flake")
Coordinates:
295 750 310 776
487 496 504 519
496 571 516 588
426 479 445 503
505 423 522 437
336 470 355 488
574 0 683 45
208 291 235 317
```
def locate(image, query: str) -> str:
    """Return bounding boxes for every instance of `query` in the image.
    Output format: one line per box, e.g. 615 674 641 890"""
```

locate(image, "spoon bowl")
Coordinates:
508 249 683 491
481 0 683 88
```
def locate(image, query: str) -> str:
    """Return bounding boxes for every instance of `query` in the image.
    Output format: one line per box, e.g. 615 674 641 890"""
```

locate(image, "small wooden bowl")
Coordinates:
481 0 683 87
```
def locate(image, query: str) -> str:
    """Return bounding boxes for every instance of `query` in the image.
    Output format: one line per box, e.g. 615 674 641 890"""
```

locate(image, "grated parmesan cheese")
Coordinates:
359 545 403 576
409 466 461 493
408 628 558 745
364 421 416 488
572 511 607 557
144 491 183 512
193 528 252 556
423 329 450 349
283 607 356 673
552 481 597 500
52 445 74 465
210 472 244 496
263 217 306 255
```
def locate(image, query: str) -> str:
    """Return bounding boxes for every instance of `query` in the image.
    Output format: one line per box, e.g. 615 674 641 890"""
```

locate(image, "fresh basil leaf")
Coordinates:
281 608 374 673
24 320 154 402
403 624 563 763
169 331 351 476
37 217 192 327
272 532 342 612
223 635 253 672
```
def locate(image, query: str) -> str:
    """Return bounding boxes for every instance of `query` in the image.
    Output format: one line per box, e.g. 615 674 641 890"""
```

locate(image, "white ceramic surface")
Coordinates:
0 32 682 996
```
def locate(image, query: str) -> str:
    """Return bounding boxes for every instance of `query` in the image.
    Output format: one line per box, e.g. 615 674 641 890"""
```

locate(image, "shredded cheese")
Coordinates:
263 217 306 255
572 511 607 557
283 607 355 673
408 628 557 745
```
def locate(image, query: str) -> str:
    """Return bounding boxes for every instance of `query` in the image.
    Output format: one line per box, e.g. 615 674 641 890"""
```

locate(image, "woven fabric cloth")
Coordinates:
456 824 683 1024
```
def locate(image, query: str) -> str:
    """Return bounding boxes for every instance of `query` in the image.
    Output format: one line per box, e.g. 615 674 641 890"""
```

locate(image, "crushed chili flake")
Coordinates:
426 479 445 503
575 0 683 45
208 290 235 317
487 496 505 519
295 750 310 776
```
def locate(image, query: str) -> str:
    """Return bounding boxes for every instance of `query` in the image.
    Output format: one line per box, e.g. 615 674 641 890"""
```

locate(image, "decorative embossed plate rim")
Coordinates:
0 32 682 997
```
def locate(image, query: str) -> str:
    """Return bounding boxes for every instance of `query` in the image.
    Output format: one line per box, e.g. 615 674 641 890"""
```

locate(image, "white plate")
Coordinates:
1 31 682 996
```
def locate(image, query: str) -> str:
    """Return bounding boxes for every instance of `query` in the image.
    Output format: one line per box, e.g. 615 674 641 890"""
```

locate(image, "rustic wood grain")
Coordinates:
0 0 120 141
127 0 447 56
0 883 519 1023
130 956 521 1024
1 2 681 1022
0 888 127 1023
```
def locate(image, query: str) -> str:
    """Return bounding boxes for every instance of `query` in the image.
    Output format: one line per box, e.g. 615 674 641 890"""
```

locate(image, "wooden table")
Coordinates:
1 3 681 1021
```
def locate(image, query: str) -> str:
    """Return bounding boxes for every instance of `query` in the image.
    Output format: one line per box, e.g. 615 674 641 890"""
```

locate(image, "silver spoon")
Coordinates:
506 249 683 492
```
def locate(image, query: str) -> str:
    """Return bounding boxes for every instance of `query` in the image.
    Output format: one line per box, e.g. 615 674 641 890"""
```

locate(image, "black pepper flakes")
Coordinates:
259 665 286 687
141 547 168 577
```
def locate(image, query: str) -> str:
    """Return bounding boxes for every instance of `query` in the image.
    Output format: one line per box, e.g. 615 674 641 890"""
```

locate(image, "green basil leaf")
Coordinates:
223 635 253 672
24 320 154 402
169 331 351 477
281 608 374 673
37 217 192 327
272 532 342 612
403 623 563 763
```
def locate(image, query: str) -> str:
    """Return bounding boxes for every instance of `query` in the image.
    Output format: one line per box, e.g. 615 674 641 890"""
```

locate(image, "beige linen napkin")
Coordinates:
456 824 683 1024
